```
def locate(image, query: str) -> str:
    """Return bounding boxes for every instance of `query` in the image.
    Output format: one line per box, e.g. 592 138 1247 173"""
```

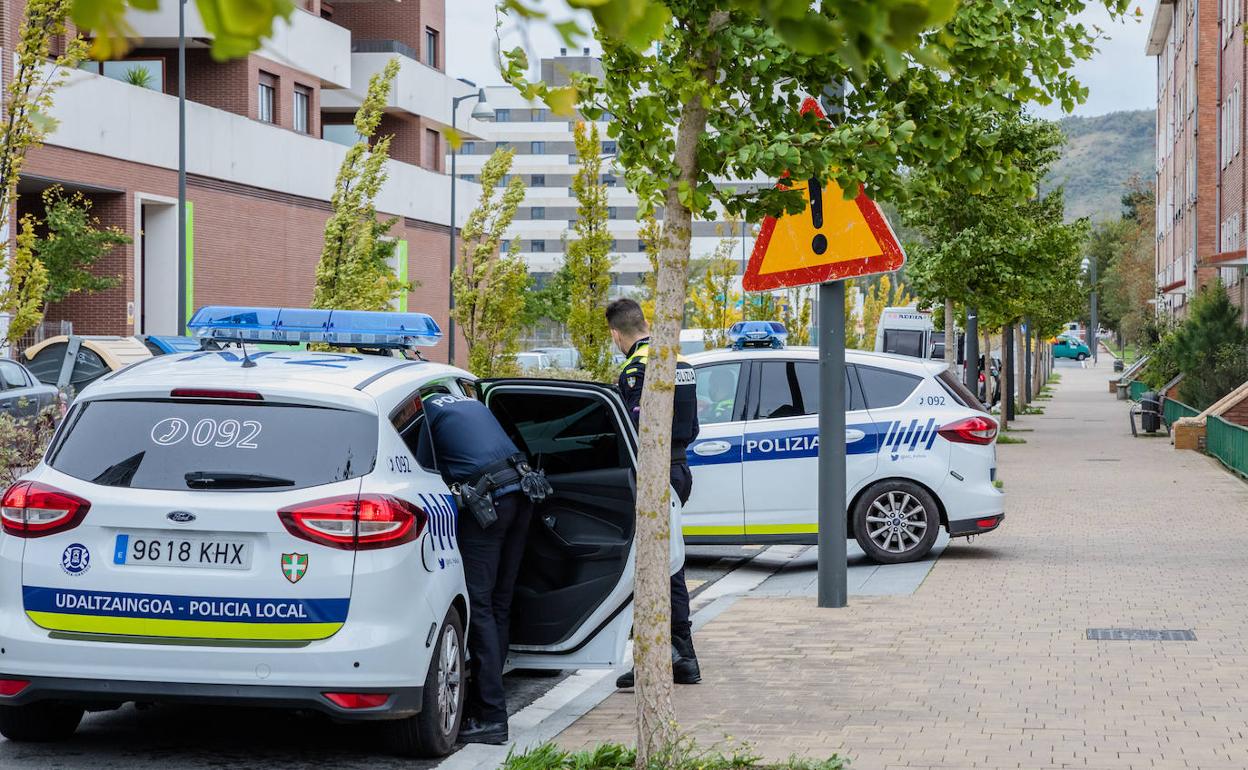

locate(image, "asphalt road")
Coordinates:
0 546 755 769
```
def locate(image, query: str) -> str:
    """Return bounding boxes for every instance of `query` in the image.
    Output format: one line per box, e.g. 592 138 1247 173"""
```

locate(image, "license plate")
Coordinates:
113 533 252 570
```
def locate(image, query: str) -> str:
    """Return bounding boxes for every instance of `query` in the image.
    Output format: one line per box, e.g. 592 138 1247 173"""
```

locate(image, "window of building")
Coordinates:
532 108 548 121
93 59 164 90
293 85 311 133
258 71 277 124
462 141 476 154
608 206 618 219
500 241 509 253
531 141 546 154
495 109 511 122
603 174 617 187
531 206 546 220
610 239 617 250
568 154 579 164
532 174 546 186
423 129 441 170
532 240 546 252
694 363 742 424
460 174 475 182
496 141 510 152
425 27 439 68
602 140 617 154
323 123 362 146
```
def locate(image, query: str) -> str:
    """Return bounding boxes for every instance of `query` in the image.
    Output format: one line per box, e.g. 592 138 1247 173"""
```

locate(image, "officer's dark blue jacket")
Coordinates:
417 393 520 486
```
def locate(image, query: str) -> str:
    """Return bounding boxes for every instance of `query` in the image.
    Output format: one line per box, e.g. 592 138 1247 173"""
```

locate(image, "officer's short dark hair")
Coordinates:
605 298 649 336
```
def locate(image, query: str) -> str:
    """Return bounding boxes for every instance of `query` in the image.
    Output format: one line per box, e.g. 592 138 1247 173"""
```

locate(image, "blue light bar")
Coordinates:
187 306 442 348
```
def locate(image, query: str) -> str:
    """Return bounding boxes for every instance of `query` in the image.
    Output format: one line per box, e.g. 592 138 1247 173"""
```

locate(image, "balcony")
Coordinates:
125 4 351 88
320 51 489 136
44 66 478 228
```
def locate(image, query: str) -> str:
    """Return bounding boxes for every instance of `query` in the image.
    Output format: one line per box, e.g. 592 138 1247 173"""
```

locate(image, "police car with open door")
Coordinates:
683 344 1004 563
0 307 682 757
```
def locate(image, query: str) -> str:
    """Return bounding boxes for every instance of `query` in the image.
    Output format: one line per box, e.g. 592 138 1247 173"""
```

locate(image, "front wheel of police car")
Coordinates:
851 480 940 564
384 608 465 758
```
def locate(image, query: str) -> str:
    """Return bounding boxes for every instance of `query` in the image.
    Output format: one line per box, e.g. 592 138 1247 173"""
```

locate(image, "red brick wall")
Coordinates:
20 145 458 363
330 1 443 71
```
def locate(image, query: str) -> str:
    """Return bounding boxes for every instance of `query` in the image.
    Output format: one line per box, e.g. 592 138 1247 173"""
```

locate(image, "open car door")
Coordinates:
477 378 683 670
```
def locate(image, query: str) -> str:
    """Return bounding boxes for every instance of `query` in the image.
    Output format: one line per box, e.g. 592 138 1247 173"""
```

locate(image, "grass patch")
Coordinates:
1046 373 1061 384
502 742 847 770
997 434 1027 444
1003 426 1034 432
1019 405 1045 415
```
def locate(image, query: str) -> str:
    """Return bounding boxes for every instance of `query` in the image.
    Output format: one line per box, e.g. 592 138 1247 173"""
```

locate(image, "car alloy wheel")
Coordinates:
865 490 929 555
436 623 462 736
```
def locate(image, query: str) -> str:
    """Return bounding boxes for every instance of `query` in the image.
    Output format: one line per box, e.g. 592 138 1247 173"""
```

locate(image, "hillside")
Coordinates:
1044 109 1155 222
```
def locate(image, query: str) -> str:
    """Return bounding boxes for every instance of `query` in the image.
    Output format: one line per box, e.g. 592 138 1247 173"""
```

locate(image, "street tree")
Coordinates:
35 187 129 306
453 148 529 376
566 122 617 379
312 58 406 313
783 286 813 346
743 292 780 322
531 0 1130 760
688 238 740 348
859 274 911 350
1 217 49 344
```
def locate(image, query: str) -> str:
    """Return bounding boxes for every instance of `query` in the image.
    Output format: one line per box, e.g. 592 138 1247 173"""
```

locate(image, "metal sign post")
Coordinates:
816 280 848 608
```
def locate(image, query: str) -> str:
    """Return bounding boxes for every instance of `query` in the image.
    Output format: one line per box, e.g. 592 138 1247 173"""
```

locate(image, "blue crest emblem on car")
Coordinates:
61 543 91 576
167 511 196 524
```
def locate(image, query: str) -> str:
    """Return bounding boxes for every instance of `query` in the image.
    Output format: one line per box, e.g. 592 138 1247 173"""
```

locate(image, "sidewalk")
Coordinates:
555 362 1248 769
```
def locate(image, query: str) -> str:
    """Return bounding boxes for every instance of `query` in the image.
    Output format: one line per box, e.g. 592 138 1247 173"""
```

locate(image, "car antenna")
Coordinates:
237 338 257 368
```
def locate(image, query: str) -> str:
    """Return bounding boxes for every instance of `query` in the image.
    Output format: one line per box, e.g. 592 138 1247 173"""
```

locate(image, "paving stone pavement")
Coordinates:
555 362 1248 769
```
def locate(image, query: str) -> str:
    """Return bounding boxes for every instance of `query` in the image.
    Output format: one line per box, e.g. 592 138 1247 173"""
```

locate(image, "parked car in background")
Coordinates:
513 352 553 372
1053 337 1091 361
728 321 787 350
0 360 58 419
531 347 580 370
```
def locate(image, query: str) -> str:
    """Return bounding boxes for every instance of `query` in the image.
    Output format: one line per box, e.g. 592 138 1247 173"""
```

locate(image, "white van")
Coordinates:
874 307 934 359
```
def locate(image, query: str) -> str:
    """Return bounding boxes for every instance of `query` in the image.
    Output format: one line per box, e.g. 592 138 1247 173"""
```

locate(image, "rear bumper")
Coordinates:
947 513 1004 537
0 674 423 720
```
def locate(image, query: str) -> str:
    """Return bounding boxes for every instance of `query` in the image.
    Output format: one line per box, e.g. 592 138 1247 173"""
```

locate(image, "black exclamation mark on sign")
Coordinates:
808 177 827 255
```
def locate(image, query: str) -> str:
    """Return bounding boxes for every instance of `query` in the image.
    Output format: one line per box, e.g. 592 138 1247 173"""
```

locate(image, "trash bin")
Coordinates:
1140 391 1162 433
1113 359 1124 373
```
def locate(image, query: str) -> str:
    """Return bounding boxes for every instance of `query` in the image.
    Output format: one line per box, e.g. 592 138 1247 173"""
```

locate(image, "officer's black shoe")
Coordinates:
615 644 701 688
459 718 508 745
672 635 702 685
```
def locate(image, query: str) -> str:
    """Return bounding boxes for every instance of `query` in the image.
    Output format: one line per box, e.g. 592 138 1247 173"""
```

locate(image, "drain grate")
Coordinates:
1087 628 1196 641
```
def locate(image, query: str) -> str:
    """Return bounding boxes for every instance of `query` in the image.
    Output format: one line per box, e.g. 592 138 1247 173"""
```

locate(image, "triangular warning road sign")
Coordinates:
742 100 905 292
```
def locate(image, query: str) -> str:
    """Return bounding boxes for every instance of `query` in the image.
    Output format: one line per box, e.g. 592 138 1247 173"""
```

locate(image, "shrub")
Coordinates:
501 742 847 770
0 405 60 487
1174 283 1248 409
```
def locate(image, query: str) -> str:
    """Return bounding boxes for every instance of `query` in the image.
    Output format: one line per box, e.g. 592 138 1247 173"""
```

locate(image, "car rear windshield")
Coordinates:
49 399 377 491
936 370 988 413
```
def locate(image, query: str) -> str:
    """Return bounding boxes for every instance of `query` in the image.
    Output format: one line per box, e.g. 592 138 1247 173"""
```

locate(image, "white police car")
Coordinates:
683 347 1004 563
0 307 682 756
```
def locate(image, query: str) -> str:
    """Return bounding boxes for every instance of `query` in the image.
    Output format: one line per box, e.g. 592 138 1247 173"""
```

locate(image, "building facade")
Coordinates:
1148 0 1248 317
452 50 761 298
2 0 483 362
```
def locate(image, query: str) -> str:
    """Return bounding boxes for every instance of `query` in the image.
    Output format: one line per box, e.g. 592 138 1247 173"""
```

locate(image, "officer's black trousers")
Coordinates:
458 491 533 724
670 462 693 644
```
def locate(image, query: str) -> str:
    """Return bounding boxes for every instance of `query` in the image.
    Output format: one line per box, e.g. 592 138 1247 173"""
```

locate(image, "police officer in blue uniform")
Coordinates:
605 298 701 688
417 392 550 745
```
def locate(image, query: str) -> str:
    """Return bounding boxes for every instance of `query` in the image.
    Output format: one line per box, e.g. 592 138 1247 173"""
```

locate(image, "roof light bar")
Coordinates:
187 307 442 349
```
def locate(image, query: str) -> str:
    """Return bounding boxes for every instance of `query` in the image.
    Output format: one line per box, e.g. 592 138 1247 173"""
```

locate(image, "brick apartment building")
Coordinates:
1 0 485 362
1148 0 1248 318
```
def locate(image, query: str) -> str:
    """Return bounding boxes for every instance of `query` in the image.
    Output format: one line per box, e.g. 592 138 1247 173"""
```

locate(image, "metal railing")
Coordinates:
1207 416 1248 479
1128 379 1148 401
5 319 71 360
1163 398 1201 426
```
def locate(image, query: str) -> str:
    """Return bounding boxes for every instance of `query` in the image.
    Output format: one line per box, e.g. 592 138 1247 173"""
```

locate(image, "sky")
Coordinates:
447 2 1156 118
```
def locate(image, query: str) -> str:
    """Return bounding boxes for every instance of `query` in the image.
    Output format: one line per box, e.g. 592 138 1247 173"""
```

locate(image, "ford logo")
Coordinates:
166 511 196 524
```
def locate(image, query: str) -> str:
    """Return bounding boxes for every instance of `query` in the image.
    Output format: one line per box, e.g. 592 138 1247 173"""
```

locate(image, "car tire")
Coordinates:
852 481 940 565
1076 352 1087 361
384 607 466 758
0 701 84 742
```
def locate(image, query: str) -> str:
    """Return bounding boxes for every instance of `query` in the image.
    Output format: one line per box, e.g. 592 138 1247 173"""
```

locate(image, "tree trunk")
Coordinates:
1015 325 1027 411
632 79 714 769
943 298 955 368
1033 332 1044 396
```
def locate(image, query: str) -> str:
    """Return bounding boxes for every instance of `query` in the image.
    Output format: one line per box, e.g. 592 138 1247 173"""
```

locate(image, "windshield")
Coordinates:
882 329 925 357
49 399 377 491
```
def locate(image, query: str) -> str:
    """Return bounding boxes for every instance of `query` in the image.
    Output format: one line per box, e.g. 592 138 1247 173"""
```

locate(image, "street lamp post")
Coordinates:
447 86 493 365
176 0 187 335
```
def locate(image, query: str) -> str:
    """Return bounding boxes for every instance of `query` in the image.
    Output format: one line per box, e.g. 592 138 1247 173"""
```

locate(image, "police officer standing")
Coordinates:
604 298 701 688
417 391 550 744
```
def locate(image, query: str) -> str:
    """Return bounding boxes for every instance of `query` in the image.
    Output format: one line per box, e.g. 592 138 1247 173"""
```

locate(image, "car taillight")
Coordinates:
278 495 425 550
937 415 998 445
1 482 91 538
323 692 390 709
0 678 30 697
